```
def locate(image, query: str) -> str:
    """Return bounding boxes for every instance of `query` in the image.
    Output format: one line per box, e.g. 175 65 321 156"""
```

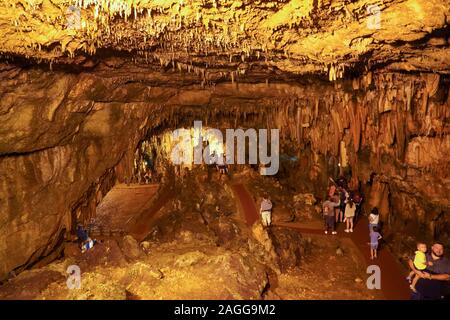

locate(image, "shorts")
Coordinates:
370 243 378 250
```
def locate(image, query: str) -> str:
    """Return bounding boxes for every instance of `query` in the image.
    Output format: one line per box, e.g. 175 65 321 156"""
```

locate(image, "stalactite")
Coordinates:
349 101 361 153
385 115 395 146
424 73 440 97
421 90 428 115
394 111 407 160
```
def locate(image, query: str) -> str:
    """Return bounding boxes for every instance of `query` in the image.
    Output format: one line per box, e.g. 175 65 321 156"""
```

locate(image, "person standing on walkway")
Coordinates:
260 194 272 228
352 191 363 222
322 197 340 235
337 186 347 223
344 198 356 233
369 226 382 260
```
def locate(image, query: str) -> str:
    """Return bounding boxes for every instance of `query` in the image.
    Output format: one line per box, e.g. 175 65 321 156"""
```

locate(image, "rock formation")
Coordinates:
0 0 449 283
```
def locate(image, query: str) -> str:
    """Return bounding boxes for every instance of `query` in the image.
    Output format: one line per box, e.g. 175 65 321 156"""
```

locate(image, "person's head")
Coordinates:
372 226 379 233
431 242 444 258
416 242 427 253
348 199 354 207
371 207 379 215
263 193 269 200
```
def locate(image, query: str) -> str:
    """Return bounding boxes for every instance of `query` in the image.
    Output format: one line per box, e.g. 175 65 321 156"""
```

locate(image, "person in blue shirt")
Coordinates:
369 226 382 260
76 224 88 245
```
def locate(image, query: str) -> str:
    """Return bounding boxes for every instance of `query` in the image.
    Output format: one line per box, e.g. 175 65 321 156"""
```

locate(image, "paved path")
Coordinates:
95 184 174 242
232 182 411 300
231 184 259 226
94 184 160 236
130 185 175 241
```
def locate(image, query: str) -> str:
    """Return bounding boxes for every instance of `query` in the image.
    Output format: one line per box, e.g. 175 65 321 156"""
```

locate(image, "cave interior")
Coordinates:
0 0 449 300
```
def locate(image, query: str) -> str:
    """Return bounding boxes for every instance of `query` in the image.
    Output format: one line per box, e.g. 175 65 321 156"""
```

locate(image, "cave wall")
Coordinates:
0 64 158 280
0 60 449 280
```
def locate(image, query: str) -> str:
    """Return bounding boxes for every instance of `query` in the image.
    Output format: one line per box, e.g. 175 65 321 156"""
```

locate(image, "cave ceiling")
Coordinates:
0 0 449 79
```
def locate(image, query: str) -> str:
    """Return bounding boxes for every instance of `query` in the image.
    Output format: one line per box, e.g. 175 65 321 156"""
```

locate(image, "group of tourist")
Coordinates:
322 176 383 259
322 176 363 235
321 176 449 299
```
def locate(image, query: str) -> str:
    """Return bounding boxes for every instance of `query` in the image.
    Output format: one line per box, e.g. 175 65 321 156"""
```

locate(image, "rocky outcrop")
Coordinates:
0 63 156 280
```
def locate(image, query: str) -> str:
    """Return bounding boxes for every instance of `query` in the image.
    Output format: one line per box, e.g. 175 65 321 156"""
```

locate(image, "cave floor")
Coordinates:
0 170 406 300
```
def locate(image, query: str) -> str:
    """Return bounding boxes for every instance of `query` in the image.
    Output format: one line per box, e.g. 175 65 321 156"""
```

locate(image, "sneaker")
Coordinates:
344 229 349 233
324 231 328 234
332 231 337 235
409 285 417 293
406 276 412 283
350 229 353 233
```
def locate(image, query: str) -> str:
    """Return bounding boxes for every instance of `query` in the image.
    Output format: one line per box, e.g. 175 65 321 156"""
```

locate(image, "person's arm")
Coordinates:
423 272 450 281
432 274 450 281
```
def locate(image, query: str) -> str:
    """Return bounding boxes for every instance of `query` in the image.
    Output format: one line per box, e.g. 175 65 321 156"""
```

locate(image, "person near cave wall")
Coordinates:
322 196 340 235
369 226 382 260
260 194 273 228
336 186 347 223
76 224 88 247
351 190 363 222
344 198 356 233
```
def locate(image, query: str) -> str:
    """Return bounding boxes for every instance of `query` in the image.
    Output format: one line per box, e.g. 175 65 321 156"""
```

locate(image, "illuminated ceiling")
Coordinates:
0 0 449 77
